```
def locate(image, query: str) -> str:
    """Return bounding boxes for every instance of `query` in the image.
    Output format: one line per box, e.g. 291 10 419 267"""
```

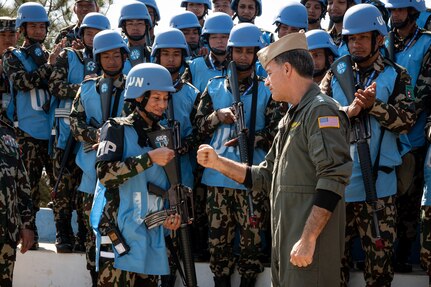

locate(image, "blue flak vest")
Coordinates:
423 145 431 206
392 32 431 148
202 77 271 190
331 66 401 202
189 56 225 94
417 11 431 29
115 126 170 275
160 82 199 189
52 49 85 150
10 49 53 140
75 79 125 194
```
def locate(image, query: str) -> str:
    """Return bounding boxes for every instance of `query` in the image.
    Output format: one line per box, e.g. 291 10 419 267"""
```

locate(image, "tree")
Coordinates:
1 0 113 49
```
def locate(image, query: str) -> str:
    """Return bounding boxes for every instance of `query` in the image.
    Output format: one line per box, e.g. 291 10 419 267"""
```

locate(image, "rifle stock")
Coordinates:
330 55 384 249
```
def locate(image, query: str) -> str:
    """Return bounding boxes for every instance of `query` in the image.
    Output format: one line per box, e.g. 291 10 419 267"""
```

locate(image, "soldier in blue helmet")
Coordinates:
305 29 338 84
92 63 181 286
327 0 357 46
320 4 416 286
181 0 212 27
194 23 285 287
230 0 274 47
119 1 153 71
2 2 61 250
136 0 161 44
384 0 431 275
273 2 308 39
301 0 327 30
48 11 110 256
169 11 206 59
69 30 130 286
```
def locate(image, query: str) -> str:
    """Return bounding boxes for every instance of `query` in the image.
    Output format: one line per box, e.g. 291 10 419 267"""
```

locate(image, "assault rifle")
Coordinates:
145 96 197 287
331 55 384 249
228 60 258 227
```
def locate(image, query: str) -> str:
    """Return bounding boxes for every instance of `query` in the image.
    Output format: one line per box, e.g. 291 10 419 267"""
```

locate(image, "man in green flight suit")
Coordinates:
197 32 352 287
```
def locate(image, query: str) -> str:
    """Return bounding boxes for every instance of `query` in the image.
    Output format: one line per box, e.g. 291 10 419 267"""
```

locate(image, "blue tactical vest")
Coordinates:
331 66 401 202
10 49 52 139
160 82 199 189
189 56 225 93
417 11 431 29
393 32 431 148
114 126 171 274
75 79 125 194
202 77 271 190
53 49 85 150
423 145 431 206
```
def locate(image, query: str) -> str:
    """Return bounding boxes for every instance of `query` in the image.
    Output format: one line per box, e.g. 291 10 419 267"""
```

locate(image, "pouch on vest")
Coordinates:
26 43 47 66
83 58 99 77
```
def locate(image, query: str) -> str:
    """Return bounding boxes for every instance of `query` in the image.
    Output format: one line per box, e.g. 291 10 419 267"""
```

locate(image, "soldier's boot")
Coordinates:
55 219 73 253
214 275 231 287
239 277 256 287
160 274 177 287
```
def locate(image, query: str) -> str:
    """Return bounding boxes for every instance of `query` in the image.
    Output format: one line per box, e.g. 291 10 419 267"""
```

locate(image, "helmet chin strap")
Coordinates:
137 100 164 122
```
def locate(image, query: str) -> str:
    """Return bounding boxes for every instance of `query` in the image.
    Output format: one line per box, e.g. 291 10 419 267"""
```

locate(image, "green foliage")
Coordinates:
2 0 113 49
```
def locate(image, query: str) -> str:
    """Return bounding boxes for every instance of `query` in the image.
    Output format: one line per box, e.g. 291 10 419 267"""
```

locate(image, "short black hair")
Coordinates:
273 49 314 78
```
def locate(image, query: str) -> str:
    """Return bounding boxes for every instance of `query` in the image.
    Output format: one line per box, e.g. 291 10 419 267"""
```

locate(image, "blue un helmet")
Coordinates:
151 28 190 57
93 30 130 62
385 0 426 12
231 0 262 16
227 23 264 49
274 2 308 31
342 4 387 36
118 1 153 28
181 0 212 9
78 12 111 39
16 2 50 29
169 11 202 33
305 29 339 57
136 0 161 23
124 63 175 100
202 12 234 37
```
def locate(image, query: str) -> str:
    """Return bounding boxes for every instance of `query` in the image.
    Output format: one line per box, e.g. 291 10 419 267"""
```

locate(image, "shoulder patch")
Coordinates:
318 116 340 129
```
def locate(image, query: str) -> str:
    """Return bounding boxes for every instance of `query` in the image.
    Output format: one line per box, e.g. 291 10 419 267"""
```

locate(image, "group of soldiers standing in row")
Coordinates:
1 0 431 287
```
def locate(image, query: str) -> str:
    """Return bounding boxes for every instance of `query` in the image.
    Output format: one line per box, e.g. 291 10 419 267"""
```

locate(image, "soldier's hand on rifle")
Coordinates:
163 214 181 230
216 107 235 124
148 147 175 166
197 144 219 169
354 82 376 110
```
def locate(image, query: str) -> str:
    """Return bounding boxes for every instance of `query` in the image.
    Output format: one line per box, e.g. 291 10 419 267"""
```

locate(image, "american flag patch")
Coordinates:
318 116 340 128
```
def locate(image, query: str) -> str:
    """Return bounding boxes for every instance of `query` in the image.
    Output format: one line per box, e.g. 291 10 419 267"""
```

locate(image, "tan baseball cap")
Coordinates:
257 32 308 69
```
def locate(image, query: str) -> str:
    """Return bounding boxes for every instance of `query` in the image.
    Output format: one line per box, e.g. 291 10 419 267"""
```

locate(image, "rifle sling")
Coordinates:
110 87 123 119
247 74 258 165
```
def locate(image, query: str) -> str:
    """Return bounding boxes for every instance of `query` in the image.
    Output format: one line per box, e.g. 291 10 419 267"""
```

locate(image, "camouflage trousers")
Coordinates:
98 259 158 287
421 206 431 277
341 196 397 287
207 186 266 278
0 243 16 287
83 192 96 271
396 148 425 262
52 147 82 222
16 131 54 214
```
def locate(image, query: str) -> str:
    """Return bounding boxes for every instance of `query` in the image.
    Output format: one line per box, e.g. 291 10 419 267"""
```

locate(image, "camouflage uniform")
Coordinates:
421 206 431 285
0 115 34 287
391 27 431 270
194 74 285 281
95 113 164 287
321 54 415 286
2 46 55 248
69 75 128 285
48 48 87 253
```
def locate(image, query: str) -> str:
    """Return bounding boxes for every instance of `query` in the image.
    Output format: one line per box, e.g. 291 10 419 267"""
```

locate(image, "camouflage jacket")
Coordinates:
2 46 51 92
69 75 127 145
0 72 11 122
48 48 83 100
320 54 416 134
55 24 80 48
194 73 287 151
328 25 343 47
0 121 34 244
